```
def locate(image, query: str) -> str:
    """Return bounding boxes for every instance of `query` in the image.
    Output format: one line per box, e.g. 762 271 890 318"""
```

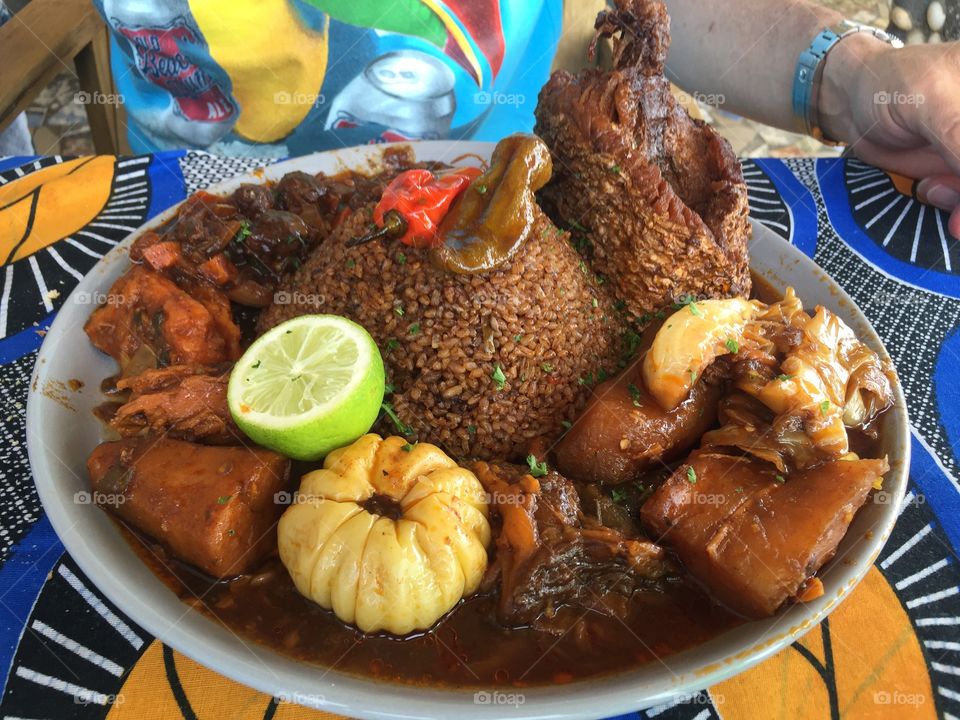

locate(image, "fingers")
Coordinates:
917 176 960 210
915 177 960 239
951 207 960 240
850 139 955 179
918 117 960 179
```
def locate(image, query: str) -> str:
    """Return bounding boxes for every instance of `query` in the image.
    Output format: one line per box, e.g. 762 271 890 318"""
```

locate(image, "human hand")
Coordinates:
819 34 960 238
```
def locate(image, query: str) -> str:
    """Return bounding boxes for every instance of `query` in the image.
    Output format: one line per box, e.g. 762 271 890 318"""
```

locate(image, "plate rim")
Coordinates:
25 141 910 720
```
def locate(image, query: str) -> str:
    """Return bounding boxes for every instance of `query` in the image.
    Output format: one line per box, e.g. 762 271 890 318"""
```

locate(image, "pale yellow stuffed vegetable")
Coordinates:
278 434 491 634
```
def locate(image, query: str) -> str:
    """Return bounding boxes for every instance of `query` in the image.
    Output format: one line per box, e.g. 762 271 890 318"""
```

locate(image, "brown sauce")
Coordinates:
120 522 740 687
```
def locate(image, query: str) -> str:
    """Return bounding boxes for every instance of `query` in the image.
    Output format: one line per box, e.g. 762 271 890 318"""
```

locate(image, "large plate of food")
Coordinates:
26 2 909 718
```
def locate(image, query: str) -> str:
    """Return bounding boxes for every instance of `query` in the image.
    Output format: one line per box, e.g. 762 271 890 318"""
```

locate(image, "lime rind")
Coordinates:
227 315 386 459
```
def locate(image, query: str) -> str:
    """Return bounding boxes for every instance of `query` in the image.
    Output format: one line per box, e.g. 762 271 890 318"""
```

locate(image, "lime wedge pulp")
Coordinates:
228 315 385 460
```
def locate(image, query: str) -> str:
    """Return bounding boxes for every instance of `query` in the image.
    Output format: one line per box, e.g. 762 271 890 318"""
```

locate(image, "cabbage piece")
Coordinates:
701 393 822 471
642 297 761 410
740 306 893 459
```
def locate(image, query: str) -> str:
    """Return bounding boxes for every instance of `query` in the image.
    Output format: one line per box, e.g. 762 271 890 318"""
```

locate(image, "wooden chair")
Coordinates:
0 0 125 154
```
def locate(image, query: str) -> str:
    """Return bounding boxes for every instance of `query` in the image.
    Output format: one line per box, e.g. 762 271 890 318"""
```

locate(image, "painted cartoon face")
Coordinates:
364 51 455 99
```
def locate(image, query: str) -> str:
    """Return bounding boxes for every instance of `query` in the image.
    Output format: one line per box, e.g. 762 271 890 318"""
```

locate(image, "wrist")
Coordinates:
817 32 891 144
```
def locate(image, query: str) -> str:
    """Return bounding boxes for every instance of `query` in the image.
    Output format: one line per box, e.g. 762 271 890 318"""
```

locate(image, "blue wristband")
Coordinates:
792 21 902 143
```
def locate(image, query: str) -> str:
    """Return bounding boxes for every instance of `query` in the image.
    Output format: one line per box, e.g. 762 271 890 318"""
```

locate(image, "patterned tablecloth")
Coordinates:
0 150 958 720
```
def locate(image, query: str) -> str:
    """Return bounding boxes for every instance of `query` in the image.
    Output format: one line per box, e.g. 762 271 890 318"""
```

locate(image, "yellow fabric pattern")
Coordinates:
190 0 329 144
714 566 935 719
107 641 341 720
0 156 114 265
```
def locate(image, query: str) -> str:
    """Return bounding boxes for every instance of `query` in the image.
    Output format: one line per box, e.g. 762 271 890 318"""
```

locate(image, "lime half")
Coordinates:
228 315 385 460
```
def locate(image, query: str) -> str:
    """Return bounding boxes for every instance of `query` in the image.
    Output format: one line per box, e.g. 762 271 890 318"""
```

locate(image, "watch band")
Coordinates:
792 20 903 144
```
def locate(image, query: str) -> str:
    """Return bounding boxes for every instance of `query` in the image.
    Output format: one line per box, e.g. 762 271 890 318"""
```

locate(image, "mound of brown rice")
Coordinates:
259 191 628 461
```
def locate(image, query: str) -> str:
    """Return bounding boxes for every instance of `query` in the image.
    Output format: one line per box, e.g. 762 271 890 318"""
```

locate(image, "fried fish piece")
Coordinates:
535 0 751 320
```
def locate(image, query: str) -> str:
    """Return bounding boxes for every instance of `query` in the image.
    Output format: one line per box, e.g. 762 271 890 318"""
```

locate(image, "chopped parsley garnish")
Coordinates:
777 373 792 382
251 360 261 369
381 402 413 435
394 305 404 317
688 301 702 317
608 164 621 173
491 364 506 391
384 382 394 394
592 297 599 308
568 219 588 232
627 383 642 407
234 220 252 243
611 488 627 503
514 334 523 343
408 323 420 335
541 362 555 373
217 495 232 505
386 338 400 352
401 443 414 453
686 466 697 484
526 454 548 478
561 420 573 430
227 528 237 536
775 474 786 484
475 183 488 195
690 370 698 383
396 252 407 265
579 260 588 274
725 338 740 354
820 399 831 415
467 424 477 435
345 258 356 269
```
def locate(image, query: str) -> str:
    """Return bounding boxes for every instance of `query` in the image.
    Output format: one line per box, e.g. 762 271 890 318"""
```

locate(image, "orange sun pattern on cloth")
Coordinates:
0 151 958 720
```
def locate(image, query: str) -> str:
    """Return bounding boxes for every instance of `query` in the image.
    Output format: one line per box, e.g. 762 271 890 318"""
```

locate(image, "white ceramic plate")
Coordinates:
26 142 910 720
